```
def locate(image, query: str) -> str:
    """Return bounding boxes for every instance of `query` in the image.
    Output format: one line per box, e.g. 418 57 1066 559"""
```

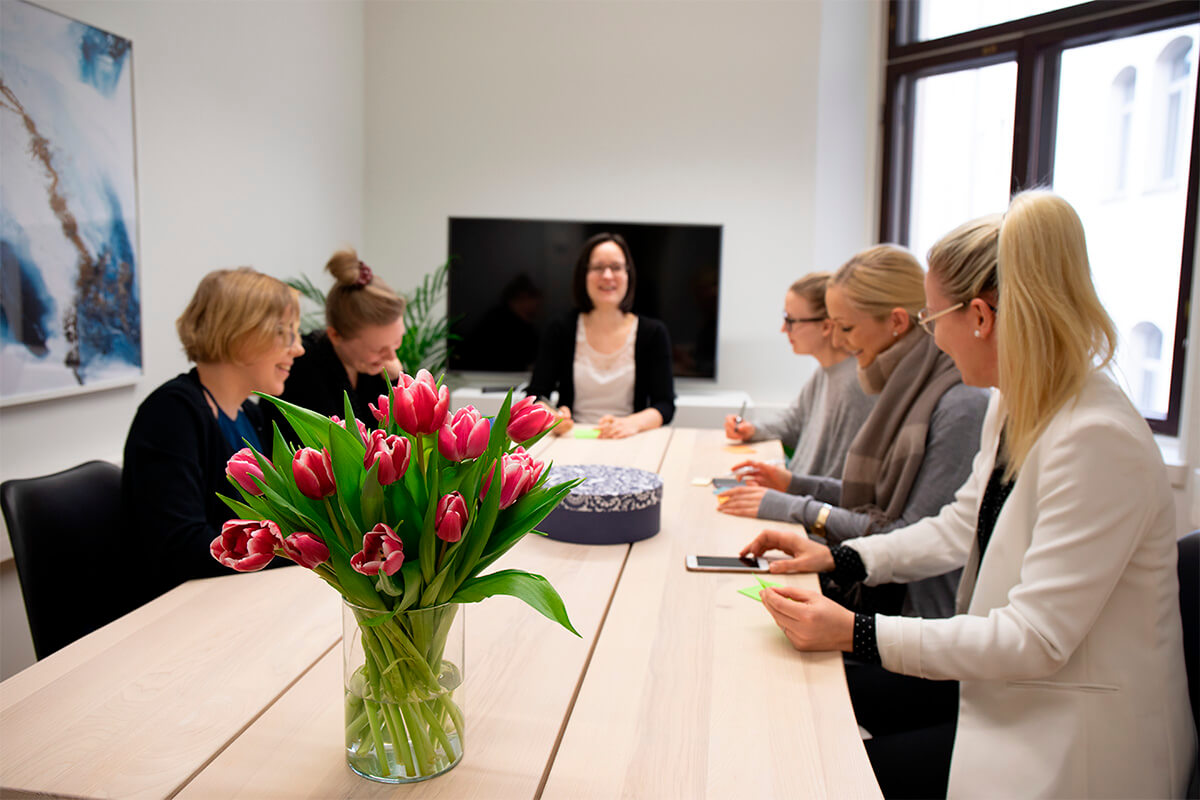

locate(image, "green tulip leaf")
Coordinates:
450 569 579 636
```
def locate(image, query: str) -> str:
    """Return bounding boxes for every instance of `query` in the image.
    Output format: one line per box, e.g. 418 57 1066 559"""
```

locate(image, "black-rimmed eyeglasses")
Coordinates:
783 313 826 330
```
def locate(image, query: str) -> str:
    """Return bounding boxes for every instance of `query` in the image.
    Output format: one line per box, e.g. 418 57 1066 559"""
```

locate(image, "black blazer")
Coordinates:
121 369 269 602
525 312 676 424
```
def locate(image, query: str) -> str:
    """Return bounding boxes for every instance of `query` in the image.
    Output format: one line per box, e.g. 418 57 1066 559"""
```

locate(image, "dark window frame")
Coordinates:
881 0 1200 435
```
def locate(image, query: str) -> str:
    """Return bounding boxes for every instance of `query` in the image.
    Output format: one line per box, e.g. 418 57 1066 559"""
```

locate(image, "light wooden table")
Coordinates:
0 428 879 799
542 429 881 799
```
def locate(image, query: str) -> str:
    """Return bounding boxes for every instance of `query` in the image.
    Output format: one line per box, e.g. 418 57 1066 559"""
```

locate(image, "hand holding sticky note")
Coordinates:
738 574 782 602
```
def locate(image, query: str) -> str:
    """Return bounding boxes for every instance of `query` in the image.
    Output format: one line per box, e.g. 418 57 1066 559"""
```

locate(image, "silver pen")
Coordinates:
734 400 747 425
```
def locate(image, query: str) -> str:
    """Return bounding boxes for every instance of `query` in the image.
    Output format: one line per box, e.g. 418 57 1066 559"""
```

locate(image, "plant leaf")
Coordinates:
450 569 578 636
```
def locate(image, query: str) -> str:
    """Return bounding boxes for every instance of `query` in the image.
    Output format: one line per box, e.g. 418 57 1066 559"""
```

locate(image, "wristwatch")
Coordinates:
809 502 833 538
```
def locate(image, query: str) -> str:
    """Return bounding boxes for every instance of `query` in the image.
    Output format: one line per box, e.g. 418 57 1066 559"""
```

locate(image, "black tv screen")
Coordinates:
447 217 722 379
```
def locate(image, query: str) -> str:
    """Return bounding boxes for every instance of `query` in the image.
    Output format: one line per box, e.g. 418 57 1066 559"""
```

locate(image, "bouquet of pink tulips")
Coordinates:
211 369 578 782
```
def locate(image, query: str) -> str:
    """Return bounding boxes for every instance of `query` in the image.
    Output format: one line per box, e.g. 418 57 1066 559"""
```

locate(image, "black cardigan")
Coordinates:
121 369 269 602
263 331 390 441
525 312 676 424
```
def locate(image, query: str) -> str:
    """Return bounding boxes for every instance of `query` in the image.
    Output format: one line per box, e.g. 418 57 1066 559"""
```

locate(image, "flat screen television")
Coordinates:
447 217 722 380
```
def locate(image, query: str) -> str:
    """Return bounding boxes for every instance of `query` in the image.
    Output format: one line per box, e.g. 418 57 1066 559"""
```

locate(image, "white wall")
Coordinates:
363 0 883 411
0 0 365 678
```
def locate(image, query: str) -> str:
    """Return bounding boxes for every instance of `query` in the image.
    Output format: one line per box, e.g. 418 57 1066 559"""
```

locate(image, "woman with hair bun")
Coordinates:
267 248 407 435
122 267 303 602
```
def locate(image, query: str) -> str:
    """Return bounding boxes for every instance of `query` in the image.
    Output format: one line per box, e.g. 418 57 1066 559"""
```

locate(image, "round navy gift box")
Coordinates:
539 464 663 545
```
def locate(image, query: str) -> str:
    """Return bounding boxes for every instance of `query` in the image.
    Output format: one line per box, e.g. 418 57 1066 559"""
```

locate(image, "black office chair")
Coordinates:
1 460 139 659
1180 530 1199 799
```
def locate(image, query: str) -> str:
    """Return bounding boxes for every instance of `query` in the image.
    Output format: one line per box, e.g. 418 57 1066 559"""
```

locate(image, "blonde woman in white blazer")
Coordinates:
741 191 1196 799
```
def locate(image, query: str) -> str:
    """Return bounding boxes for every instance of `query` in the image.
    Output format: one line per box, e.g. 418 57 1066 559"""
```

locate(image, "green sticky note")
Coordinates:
738 576 782 603
572 427 600 439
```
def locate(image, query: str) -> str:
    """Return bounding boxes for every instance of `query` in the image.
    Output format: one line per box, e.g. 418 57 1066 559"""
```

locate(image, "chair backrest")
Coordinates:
1181 531 1200 799
1181 531 1199 724
1 460 137 659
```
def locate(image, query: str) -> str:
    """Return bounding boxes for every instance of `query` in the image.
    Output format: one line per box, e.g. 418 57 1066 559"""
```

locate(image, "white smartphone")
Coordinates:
685 554 769 573
710 476 741 490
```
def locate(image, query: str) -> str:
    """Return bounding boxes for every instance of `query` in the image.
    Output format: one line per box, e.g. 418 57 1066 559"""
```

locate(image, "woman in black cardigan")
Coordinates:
264 248 406 440
122 268 303 603
526 233 675 438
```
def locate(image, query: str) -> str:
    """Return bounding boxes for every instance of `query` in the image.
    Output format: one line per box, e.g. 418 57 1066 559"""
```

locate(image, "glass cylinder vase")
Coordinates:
342 599 465 783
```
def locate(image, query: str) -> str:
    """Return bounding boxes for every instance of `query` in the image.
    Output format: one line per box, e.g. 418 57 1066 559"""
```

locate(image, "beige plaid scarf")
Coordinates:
840 330 963 530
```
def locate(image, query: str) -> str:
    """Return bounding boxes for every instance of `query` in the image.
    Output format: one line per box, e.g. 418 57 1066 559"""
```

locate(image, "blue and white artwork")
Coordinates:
0 0 141 405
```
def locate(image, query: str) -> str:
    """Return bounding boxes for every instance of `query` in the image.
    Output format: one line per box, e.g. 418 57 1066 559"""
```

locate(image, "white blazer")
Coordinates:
848 372 1196 798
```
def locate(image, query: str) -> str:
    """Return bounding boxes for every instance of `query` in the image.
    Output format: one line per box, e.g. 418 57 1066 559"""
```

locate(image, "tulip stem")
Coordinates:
324 497 350 550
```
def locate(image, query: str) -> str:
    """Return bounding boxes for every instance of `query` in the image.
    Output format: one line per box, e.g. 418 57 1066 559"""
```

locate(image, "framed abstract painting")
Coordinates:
0 0 141 406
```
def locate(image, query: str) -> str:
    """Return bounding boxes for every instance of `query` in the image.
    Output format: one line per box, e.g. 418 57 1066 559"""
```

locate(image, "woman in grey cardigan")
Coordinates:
720 244 988 619
723 272 875 481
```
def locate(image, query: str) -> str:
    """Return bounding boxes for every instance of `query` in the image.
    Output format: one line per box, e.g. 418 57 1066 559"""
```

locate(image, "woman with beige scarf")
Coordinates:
720 244 988 619
737 192 1194 800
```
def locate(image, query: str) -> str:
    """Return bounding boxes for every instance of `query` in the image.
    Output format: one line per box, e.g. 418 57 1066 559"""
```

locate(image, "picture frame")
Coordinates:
0 0 142 407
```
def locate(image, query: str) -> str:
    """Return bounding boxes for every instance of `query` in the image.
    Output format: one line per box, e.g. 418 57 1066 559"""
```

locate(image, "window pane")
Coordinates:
908 62 1016 265
1053 24 1199 421
918 0 1086 41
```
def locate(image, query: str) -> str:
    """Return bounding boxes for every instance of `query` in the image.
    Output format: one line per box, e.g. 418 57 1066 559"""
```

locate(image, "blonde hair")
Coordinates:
789 271 832 316
829 244 925 321
325 248 406 338
177 268 299 363
927 214 1002 304
998 190 1118 479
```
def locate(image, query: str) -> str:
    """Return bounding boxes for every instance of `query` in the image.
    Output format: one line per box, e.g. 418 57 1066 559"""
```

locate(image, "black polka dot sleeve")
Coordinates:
852 613 881 664
829 544 868 585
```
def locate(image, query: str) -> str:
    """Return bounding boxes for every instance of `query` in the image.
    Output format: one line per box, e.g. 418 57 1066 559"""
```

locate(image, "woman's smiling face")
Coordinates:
825 284 898 368
585 241 629 310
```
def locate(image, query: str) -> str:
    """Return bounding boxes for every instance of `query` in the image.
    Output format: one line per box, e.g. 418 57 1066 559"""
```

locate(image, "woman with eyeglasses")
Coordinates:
722 272 875 480
122 267 304 603
263 248 406 441
526 232 675 439
720 242 988 620
739 193 1194 798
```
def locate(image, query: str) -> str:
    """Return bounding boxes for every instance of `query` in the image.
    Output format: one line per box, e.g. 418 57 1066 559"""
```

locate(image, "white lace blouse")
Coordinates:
571 315 637 424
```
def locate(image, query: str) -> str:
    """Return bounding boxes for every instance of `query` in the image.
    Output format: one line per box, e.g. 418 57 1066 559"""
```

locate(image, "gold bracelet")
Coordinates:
810 503 833 537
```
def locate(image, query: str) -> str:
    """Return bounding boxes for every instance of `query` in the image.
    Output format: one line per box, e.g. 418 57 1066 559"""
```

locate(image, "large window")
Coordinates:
883 1 1199 435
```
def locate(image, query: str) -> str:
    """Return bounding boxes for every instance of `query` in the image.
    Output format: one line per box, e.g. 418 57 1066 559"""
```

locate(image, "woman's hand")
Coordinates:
761 586 855 652
740 528 835 573
381 355 403 381
716 485 768 517
549 405 574 437
597 414 639 439
724 414 756 441
731 459 791 492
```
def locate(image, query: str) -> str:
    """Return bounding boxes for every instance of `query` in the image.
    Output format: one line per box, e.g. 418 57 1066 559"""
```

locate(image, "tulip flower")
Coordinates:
368 395 390 425
281 531 330 569
507 396 556 443
226 447 268 496
210 519 281 571
435 491 469 543
364 429 411 485
350 522 404 576
293 447 336 499
482 446 544 509
438 406 491 462
392 369 450 435
332 415 369 443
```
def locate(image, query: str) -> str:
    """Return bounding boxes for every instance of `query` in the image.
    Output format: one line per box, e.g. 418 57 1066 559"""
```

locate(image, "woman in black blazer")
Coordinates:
525 233 675 438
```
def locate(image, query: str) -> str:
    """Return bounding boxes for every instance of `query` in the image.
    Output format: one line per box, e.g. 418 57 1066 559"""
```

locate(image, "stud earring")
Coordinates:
974 330 981 338
893 331 899 338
